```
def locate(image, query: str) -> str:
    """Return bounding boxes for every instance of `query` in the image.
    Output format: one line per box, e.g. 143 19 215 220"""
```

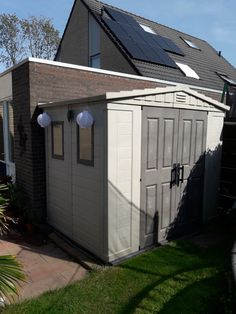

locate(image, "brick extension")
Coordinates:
12 61 160 220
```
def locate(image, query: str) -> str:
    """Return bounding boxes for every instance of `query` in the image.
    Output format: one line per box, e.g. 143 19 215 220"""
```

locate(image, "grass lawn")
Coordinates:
2 213 236 314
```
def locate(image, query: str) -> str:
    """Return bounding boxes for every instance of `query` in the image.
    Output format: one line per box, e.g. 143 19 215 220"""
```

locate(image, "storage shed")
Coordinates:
40 85 229 263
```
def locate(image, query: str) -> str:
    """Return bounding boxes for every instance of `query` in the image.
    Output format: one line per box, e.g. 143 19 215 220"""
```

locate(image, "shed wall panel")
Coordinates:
71 104 107 258
46 108 73 238
203 112 224 221
107 104 141 261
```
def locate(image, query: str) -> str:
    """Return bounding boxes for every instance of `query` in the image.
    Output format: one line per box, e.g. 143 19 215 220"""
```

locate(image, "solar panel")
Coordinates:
118 37 148 60
102 18 146 59
162 37 184 56
102 15 179 68
104 6 184 57
102 18 129 40
120 23 144 43
104 7 140 29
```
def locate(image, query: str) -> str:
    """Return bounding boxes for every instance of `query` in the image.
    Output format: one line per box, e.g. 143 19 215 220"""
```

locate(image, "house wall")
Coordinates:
12 64 39 214
0 72 12 101
12 60 158 221
56 0 137 75
56 0 89 66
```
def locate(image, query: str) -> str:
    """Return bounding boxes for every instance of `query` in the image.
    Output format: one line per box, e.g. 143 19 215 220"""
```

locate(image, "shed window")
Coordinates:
77 125 94 166
52 122 64 159
89 14 101 69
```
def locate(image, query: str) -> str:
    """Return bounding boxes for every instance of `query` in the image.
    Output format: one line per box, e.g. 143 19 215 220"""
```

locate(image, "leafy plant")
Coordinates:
0 180 25 303
0 184 12 235
0 256 25 302
0 207 11 236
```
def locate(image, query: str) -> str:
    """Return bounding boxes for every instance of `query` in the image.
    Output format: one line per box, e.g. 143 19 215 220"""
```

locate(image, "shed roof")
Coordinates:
40 85 229 112
73 0 236 92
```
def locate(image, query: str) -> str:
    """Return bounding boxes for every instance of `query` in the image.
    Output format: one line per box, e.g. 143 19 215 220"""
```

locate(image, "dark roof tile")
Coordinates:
83 0 236 91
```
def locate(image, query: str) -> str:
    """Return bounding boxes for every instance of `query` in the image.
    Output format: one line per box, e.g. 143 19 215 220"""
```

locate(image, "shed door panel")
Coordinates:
140 108 179 248
174 110 207 235
140 107 207 248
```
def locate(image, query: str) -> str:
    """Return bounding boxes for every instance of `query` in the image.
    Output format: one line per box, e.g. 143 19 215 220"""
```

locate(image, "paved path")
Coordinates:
0 232 87 302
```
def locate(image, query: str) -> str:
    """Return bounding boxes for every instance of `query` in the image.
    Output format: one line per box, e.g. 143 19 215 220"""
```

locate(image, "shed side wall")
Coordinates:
203 112 225 221
107 104 141 262
45 103 107 259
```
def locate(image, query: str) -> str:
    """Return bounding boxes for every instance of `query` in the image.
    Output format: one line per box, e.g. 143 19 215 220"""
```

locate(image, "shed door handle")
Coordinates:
179 165 184 184
170 163 177 188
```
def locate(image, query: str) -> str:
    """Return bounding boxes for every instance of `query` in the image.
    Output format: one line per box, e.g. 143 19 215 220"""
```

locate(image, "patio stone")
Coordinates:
0 235 87 303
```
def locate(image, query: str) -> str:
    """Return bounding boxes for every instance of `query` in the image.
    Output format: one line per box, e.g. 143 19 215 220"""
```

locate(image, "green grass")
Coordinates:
2 214 236 314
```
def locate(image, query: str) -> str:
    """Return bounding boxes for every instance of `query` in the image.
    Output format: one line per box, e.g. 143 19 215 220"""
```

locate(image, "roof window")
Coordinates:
217 73 236 86
182 38 199 49
139 24 156 34
176 62 200 79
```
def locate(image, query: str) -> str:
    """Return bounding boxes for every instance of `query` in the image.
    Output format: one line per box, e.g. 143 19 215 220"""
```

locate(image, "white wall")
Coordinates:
0 73 12 101
45 103 107 260
107 104 141 262
203 111 225 221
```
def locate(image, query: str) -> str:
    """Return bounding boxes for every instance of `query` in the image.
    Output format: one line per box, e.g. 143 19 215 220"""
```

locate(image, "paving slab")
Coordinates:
0 231 87 303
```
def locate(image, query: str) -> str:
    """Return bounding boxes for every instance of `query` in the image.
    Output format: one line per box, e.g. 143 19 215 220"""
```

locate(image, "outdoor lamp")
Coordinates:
37 112 51 128
76 110 94 128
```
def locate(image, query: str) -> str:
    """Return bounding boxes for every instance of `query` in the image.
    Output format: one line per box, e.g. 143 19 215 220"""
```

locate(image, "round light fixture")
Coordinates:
37 112 51 128
76 110 94 128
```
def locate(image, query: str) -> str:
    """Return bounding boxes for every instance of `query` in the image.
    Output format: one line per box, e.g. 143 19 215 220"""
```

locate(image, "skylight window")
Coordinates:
176 62 200 79
182 38 199 49
139 24 156 34
217 73 236 86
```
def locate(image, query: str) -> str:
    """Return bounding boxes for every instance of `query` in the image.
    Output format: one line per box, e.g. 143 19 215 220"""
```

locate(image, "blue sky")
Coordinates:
0 0 236 71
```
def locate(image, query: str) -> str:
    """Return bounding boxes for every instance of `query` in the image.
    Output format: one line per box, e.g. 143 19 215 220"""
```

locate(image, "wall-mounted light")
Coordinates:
76 110 94 128
37 112 51 128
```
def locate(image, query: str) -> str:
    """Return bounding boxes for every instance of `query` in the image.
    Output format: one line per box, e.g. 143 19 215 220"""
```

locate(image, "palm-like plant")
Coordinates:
0 256 25 301
0 181 25 303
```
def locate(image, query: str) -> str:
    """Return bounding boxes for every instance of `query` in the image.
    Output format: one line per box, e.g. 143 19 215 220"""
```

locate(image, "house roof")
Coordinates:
40 85 229 112
78 0 236 92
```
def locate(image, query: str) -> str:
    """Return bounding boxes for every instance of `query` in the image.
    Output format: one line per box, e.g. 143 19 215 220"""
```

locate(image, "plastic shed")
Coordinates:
39 85 229 263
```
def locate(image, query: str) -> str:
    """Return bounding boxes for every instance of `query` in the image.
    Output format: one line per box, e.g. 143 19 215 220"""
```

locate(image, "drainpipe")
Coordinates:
232 241 236 284
221 83 228 103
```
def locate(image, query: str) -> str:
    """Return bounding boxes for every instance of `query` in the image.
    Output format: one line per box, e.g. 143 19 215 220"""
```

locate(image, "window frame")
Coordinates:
176 62 200 79
181 37 200 50
216 72 236 86
89 14 101 69
51 121 64 160
77 124 94 167
139 23 156 34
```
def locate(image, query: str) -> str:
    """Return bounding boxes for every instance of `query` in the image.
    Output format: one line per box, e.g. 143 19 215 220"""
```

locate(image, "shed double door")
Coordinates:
140 107 207 248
